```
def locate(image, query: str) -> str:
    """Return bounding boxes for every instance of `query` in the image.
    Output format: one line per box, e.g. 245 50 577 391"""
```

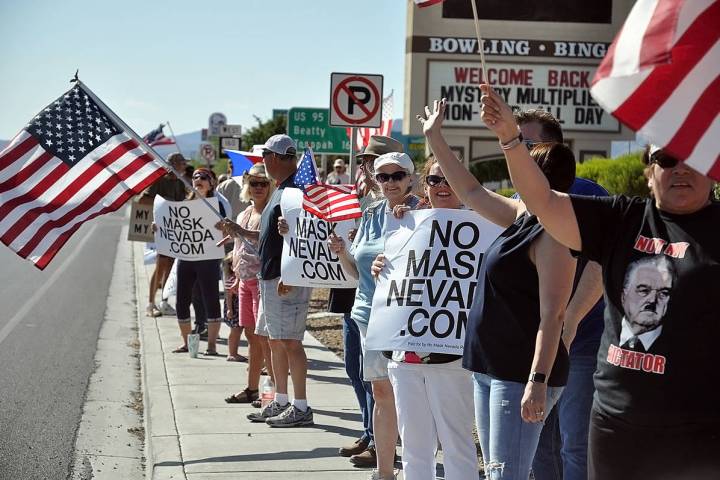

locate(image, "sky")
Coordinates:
0 0 407 140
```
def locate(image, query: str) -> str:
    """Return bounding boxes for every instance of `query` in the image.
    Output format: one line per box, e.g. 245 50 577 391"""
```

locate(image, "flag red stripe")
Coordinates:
0 135 38 173
416 0 444 7
1 138 139 245
0 151 54 194
638 0 682 68
593 26 621 83
18 153 160 257
612 2 719 129
664 74 720 162
0 161 70 224
32 168 165 270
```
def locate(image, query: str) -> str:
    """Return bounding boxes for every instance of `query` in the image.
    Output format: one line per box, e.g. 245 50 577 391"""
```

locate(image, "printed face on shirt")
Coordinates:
621 258 674 335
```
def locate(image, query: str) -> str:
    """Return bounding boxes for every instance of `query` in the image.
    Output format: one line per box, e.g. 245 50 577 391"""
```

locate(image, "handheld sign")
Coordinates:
365 209 502 355
127 201 154 242
280 188 359 288
153 197 225 261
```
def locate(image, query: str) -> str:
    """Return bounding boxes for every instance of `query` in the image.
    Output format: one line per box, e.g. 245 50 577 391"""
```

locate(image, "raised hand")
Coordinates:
479 84 519 142
371 254 386 278
416 99 447 136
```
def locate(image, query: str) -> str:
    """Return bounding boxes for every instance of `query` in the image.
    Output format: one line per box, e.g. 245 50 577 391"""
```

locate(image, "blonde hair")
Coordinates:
240 163 274 202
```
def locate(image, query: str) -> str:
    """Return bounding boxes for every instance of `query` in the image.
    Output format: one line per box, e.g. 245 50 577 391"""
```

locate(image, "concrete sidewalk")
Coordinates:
132 241 379 479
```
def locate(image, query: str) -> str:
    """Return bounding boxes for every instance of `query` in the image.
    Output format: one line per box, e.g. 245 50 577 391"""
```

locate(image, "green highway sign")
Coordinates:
287 107 351 155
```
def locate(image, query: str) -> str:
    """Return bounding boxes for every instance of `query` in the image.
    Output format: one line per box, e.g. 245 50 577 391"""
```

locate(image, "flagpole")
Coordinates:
165 120 183 156
76 80 225 219
469 0 489 84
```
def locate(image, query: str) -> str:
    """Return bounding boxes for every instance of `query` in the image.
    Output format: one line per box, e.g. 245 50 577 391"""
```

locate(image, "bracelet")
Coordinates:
500 132 524 150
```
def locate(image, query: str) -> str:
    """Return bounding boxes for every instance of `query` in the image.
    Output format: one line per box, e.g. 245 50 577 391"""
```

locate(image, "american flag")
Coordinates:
0 82 167 269
414 0 444 7
143 124 175 147
590 0 720 179
294 149 361 222
349 91 394 151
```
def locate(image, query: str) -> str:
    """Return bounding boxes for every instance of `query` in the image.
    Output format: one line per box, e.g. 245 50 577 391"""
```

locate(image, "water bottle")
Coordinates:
260 376 275 407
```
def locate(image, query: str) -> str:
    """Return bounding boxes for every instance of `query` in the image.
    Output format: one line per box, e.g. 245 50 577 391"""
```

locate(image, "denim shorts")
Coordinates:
258 277 310 341
357 321 389 382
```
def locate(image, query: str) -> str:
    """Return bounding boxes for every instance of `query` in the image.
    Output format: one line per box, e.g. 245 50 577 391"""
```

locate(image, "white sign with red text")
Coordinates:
427 61 620 132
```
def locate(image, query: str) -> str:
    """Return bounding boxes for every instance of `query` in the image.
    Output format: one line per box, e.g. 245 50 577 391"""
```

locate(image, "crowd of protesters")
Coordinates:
141 84 719 479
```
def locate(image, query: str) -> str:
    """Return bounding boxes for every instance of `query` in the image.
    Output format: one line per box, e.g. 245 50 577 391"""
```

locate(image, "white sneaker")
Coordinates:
159 300 176 315
367 470 397 480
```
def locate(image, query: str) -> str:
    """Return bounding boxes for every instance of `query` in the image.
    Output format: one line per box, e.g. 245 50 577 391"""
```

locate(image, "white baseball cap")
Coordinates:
373 152 415 175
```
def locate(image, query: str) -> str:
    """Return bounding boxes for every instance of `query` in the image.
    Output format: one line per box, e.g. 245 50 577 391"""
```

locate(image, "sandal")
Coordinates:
204 350 220 356
226 354 248 362
172 345 188 353
224 388 259 404
251 399 262 408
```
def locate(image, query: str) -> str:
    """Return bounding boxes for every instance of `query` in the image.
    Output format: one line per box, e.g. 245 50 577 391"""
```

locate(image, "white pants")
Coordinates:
388 359 478 480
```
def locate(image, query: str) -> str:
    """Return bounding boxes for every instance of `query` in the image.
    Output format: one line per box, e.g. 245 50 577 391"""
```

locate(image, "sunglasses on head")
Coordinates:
375 171 409 183
425 175 451 187
650 152 679 169
249 180 269 188
193 173 211 181
524 140 541 150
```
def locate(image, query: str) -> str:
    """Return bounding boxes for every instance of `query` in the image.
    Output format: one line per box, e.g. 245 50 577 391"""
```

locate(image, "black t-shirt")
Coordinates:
571 195 720 427
259 174 299 280
463 213 569 387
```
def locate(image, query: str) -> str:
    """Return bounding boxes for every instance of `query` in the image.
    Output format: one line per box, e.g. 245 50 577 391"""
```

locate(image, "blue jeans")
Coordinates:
343 313 374 444
473 373 563 480
532 354 596 480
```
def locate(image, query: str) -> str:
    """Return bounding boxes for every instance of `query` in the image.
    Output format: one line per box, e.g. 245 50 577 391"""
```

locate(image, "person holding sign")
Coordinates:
171 168 226 356
370 155 479 480
224 164 275 404
479 84 720 480
418 101 577 480
329 151 420 480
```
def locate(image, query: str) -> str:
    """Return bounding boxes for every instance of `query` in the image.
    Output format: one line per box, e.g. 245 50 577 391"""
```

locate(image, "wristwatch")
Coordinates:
528 372 547 384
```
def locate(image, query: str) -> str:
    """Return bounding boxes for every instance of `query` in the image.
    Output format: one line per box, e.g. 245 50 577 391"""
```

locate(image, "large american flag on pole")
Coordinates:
349 91 394 151
590 0 720 179
294 149 361 222
0 82 167 269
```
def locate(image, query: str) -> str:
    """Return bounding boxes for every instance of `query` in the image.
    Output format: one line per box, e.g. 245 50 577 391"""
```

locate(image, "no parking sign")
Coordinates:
329 72 384 128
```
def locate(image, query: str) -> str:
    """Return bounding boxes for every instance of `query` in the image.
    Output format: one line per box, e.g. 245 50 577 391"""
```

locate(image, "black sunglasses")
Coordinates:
650 152 679 169
524 140 541 150
375 171 409 183
193 173 211 181
262 150 274 158
425 175 451 187
249 180 269 187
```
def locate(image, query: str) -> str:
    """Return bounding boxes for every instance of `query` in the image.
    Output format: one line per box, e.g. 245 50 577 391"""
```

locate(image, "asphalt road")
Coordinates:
0 211 124 480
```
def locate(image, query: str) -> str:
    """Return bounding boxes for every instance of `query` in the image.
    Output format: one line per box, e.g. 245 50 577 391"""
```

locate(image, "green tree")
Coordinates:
242 115 287 151
575 152 649 196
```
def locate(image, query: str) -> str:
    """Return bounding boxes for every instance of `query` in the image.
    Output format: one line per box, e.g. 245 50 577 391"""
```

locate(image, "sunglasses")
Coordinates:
193 173 211 181
262 150 274 158
249 180 269 188
524 140 541 150
425 175 451 187
375 171 409 183
650 152 679 169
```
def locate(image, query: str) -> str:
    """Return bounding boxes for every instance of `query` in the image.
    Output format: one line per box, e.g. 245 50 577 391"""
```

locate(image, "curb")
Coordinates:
134 242 185 480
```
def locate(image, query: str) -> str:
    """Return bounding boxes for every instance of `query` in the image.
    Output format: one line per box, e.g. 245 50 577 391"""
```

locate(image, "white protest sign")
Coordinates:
365 209 503 355
153 197 225 261
280 188 359 288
